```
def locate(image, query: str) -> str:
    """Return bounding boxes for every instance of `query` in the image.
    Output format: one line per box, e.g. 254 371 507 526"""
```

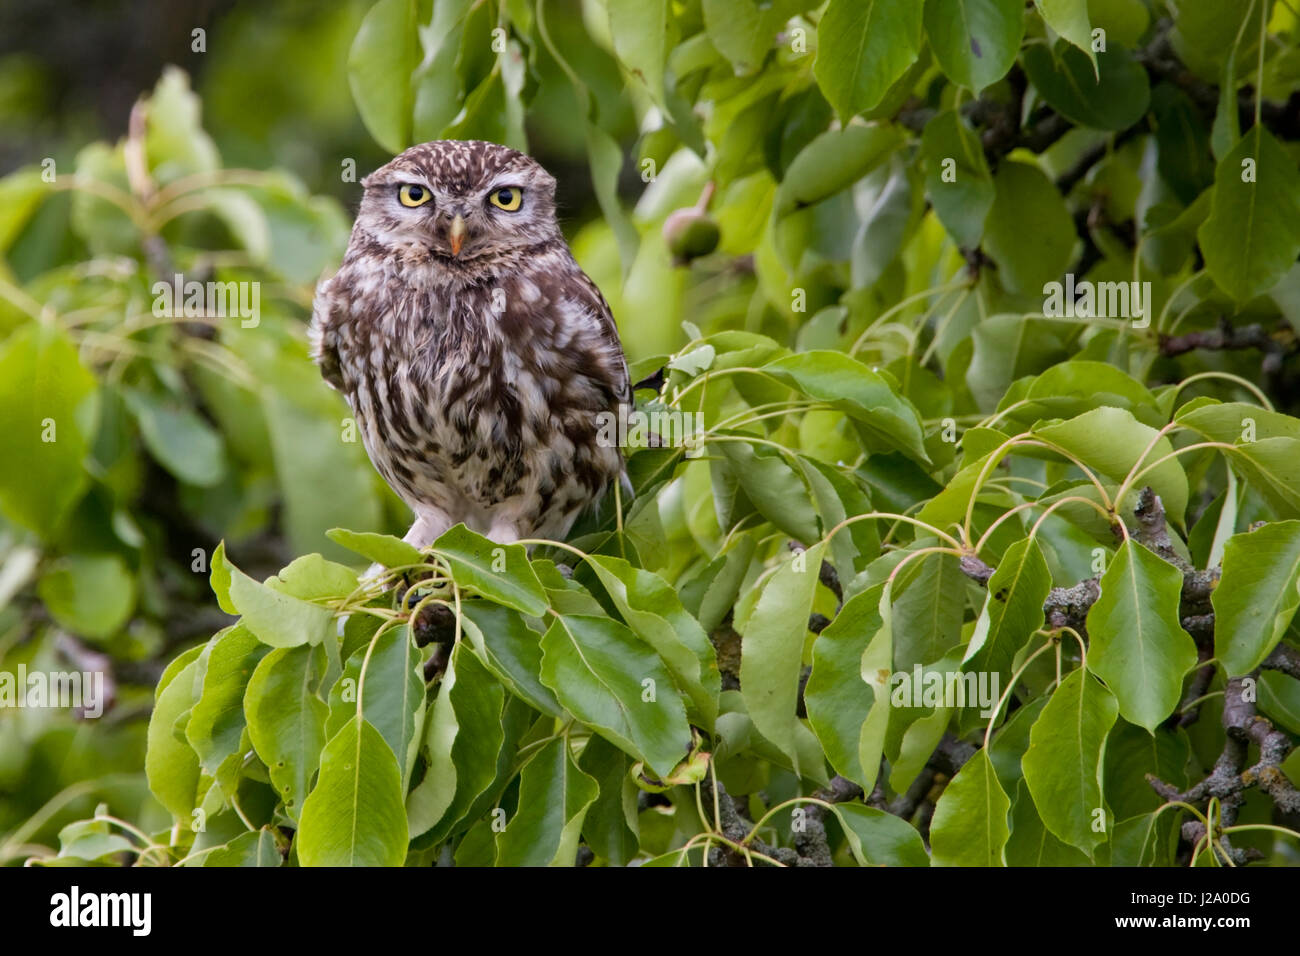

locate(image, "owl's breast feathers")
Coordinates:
309 239 630 537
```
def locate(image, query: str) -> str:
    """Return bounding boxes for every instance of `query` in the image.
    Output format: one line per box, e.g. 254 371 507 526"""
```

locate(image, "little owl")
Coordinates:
310 140 630 552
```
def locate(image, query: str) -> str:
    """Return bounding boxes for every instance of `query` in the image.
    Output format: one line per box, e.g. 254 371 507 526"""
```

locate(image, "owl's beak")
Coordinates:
449 214 467 257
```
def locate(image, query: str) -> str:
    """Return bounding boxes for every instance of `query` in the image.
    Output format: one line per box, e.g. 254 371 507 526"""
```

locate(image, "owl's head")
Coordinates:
357 140 560 265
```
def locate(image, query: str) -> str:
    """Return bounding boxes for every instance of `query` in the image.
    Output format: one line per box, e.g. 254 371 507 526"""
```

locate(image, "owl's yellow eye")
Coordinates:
488 186 522 211
398 184 432 208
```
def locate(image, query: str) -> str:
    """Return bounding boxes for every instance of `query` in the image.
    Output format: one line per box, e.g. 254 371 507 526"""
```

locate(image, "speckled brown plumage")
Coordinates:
310 140 629 547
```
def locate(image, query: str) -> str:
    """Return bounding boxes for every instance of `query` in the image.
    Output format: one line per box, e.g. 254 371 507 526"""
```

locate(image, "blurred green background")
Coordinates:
7 0 1295 867
0 0 708 857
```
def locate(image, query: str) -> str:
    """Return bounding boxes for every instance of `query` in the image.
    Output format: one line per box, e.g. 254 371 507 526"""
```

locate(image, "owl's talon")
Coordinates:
423 643 451 682
414 603 458 648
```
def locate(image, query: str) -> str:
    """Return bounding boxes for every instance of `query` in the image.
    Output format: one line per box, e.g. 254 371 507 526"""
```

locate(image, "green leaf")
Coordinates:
857 584 896 794
1033 0 1095 65
1010 360 1161 426
266 553 358 602
1259 671 1300 736
37 554 136 640
965 315 1070 410
1104 720 1191 820
297 716 408 867
963 537 1051 690
924 0 1024 93
762 350 930 463
1150 83 1216 204
889 702 953 793
583 122 640 275
1021 41 1149 131
774 125 904 216
215 546 334 648
578 734 640 866
605 0 671 105
799 457 879 585
1175 401 1300 444
740 543 826 777
667 344 716 378
452 695 537 837
1005 779 1091 865
0 323 97 533
410 0 472 137
988 696 1046 793
983 161 1076 294
1213 522 1300 675
1021 667 1118 854
0 168 47 251
244 644 329 823
890 551 967 670
540 614 691 779
922 110 995 248
1211 51 1240 161
1034 406 1189 523
1198 125 1300 302
1172 0 1262 87
327 528 425 569
702 0 804 75
1085 540 1197 731
209 541 236 615
1223 439 1300 519
157 644 205 698
246 176 350 285
715 437 821 544
929 748 1010 865
915 449 1000 531
432 524 548 617
262 388 381 560
143 66 219 179
687 534 758 634
200 828 282 867
70 142 136 254
814 0 924 119
584 555 720 728
1110 811 1176 866
122 387 227 487
407 642 504 840
835 803 930 866
806 585 884 787
186 625 270 794
460 601 565 718
328 625 424 786
850 161 918 290
495 737 599 866
56 819 134 863
347 0 418 153
1088 0 1149 47
145 657 202 821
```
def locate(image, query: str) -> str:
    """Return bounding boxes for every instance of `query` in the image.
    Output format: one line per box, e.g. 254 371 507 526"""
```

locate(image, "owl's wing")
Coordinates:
308 279 345 392
567 268 631 410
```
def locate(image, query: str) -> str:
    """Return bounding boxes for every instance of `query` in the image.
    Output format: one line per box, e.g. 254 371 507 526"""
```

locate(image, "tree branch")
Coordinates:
958 487 1219 638
1147 676 1300 864
1159 319 1300 374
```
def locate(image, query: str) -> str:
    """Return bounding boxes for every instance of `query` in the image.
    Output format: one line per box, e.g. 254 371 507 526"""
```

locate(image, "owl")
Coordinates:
309 140 631 554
